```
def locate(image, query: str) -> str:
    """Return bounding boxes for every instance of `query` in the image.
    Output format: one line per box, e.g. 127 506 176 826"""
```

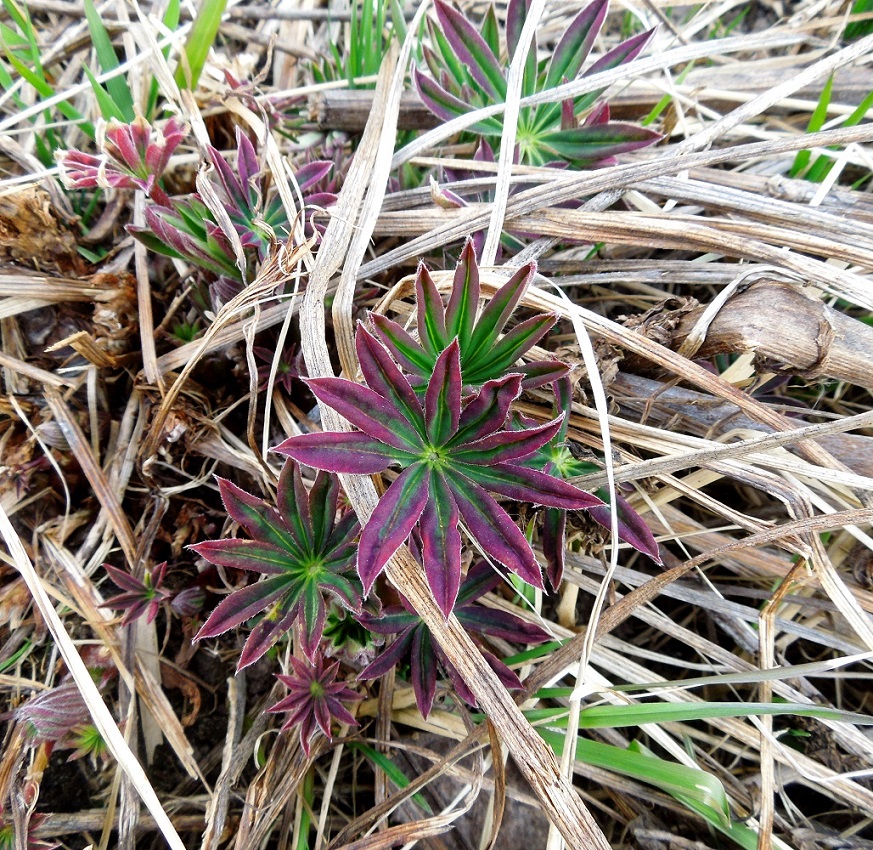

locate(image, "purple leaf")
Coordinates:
546 0 608 89
447 476 543 588
190 539 293 575
589 491 662 563
452 374 523 445
584 27 655 80
416 262 449 356
433 0 506 100
420 473 462 617
195 575 289 640
411 625 439 717
444 239 480 349
357 322 426 433
453 417 563 465
460 462 605 510
357 463 431 594
274 432 401 473
305 377 423 452
424 340 462 445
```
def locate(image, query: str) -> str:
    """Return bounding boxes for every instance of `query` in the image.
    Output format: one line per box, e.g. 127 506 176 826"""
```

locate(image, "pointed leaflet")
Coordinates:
191 539 292 575
425 340 461 446
420 473 462 617
575 27 655 113
538 506 565 589
411 625 439 717
465 262 536 363
447 476 544 588
433 0 506 101
461 462 604 510
451 373 523 446
464 314 561 386
357 463 431 594
308 470 337 551
545 0 608 89
303 377 423 452
415 262 449 356
369 311 433 375
278 459 313 549
218 478 305 557
357 321 426 433
275 432 402 473
444 239 479 350
538 124 662 164
589 489 662 564
240 608 297 669
453 418 563 466
196 576 291 639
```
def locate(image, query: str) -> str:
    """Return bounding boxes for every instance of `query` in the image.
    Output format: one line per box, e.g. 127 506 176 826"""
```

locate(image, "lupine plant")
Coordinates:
268 654 361 755
370 239 567 392
191 460 362 666
276 324 603 615
57 115 186 208
101 561 172 625
415 0 661 166
182 236 662 754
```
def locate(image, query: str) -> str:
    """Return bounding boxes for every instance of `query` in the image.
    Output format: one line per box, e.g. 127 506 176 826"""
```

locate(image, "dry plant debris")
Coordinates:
0 0 872 849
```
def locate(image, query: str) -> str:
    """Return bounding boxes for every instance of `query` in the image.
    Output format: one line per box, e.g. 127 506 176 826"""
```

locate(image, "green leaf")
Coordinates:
175 0 227 90
83 0 135 121
791 74 833 178
528 701 873 729
348 744 433 814
539 729 731 827
82 65 127 122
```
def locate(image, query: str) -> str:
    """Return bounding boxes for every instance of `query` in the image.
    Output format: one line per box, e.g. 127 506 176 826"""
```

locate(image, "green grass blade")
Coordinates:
83 65 127 121
348 743 433 814
526 701 873 728
539 729 731 827
146 0 180 116
83 0 134 120
175 0 227 90
790 74 833 177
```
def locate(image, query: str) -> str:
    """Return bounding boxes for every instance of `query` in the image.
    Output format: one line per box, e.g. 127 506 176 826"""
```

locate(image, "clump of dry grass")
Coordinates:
0 1 872 849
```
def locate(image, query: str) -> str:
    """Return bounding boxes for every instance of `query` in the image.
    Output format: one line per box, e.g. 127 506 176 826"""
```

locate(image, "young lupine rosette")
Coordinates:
415 0 661 167
101 561 172 625
56 115 185 207
358 560 550 717
191 461 362 668
275 323 603 616
268 654 361 756
371 239 567 393
514 377 661 589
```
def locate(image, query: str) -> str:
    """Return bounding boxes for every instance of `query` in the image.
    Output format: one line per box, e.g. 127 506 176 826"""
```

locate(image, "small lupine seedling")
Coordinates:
254 339 306 394
56 115 186 208
371 239 567 392
101 561 172 625
191 460 362 667
416 0 661 166
276 323 603 615
514 378 661 588
268 654 361 756
359 560 550 717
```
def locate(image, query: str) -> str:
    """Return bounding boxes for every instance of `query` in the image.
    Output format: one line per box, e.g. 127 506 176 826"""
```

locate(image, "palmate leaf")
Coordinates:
276 325 603 615
191 461 362 669
371 239 567 393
